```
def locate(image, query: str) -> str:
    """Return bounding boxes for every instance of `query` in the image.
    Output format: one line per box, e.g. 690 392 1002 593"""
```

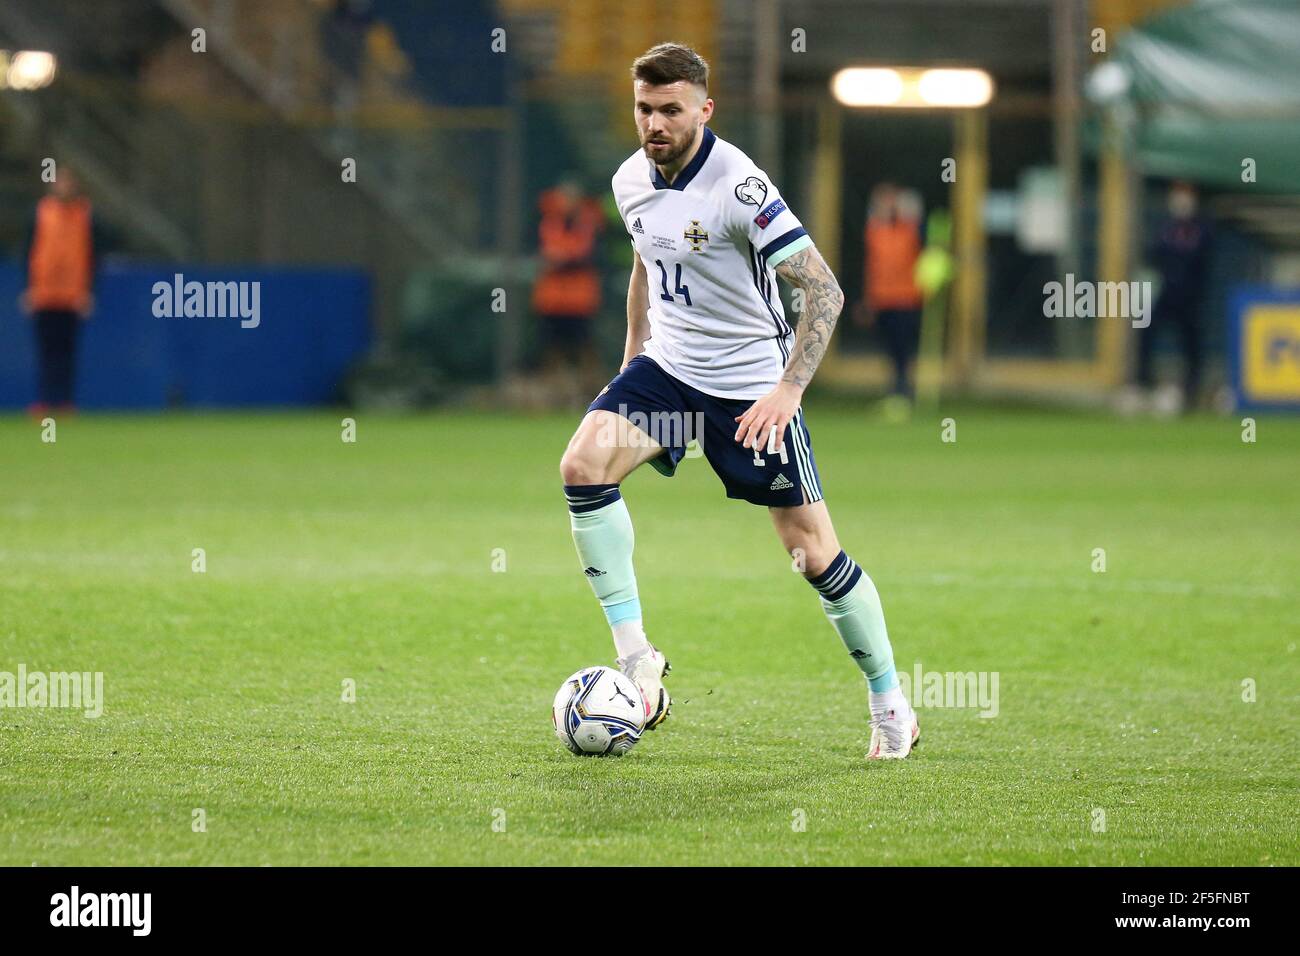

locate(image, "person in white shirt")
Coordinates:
559 43 919 760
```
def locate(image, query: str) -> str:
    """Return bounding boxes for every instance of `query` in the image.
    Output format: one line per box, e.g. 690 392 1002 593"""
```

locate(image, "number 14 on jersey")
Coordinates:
655 259 692 307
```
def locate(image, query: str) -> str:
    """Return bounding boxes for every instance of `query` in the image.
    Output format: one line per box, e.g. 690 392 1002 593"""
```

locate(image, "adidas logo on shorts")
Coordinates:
769 473 794 491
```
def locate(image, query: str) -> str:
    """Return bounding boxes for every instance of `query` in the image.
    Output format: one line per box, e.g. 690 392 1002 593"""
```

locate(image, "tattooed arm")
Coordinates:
774 245 846 389
732 244 845 453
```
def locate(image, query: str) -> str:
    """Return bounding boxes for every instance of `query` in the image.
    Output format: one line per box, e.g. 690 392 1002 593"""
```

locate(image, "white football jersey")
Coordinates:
611 127 813 399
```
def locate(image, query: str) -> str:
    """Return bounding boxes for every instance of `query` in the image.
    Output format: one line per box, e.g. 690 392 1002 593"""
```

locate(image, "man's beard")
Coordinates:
642 129 694 167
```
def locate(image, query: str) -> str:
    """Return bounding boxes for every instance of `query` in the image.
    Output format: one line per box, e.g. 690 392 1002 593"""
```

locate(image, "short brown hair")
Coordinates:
631 43 709 91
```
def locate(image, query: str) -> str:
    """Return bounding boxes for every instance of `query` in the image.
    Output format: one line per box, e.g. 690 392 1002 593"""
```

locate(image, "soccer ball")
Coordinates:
552 666 646 756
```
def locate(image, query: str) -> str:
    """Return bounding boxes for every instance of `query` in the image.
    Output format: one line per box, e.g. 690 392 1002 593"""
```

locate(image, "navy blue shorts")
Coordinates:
588 355 824 507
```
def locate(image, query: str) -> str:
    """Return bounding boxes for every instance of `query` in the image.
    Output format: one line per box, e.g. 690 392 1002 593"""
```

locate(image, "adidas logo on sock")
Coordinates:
583 566 606 577
769 473 794 490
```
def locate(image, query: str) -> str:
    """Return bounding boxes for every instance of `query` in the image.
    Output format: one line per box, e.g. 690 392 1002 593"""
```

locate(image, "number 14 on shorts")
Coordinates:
751 426 788 466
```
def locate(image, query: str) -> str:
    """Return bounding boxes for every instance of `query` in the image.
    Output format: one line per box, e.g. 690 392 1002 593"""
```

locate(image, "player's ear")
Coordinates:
701 96 714 121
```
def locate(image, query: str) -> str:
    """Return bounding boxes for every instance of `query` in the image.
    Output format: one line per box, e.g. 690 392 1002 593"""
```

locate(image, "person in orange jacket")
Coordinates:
21 167 102 416
532 180 604 383
859 183 923 399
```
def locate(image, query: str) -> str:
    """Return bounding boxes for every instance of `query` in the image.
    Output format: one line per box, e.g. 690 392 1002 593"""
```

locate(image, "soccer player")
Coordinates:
559 43 919 759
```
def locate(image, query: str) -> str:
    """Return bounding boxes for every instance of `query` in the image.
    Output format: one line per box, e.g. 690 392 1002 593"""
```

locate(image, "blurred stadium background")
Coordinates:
1 0 1298 414
3 1 1299 868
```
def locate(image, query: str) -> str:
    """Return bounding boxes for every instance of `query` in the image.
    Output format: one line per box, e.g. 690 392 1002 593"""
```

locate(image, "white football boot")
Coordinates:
617 645 671 730
867 703 920 760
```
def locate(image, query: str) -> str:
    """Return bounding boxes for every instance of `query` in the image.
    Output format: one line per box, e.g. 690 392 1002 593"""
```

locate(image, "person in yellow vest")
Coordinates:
21 168 102 415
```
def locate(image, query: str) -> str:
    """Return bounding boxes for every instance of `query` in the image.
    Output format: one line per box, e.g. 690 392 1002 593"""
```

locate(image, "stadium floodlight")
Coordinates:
5 51 58 90
831 68 906 107
831 66 994 109
917 69 993 108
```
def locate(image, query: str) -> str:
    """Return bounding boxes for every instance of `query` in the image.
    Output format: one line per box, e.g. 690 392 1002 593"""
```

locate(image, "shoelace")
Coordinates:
616 647 656 673
870 709 906 754
620 656 662 720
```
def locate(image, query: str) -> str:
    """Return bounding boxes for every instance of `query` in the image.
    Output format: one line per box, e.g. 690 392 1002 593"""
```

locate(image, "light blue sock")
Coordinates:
565 484 642 630
808 550 898 692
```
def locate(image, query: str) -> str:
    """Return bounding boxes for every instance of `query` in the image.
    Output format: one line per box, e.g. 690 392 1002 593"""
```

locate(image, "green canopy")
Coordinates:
1097 0 1300 191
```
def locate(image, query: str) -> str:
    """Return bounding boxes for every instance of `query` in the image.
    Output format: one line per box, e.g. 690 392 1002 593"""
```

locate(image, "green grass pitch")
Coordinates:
1 404 1296 866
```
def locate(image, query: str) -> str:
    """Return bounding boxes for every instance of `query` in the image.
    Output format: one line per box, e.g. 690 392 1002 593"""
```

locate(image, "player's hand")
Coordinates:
733 381 803 454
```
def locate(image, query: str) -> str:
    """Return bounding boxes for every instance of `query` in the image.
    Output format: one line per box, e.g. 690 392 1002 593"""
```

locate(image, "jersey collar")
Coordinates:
649 127 716 191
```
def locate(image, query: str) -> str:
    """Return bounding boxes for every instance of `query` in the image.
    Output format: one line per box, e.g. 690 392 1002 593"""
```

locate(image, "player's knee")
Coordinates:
791 538 840 578
802 548 838 578
559 448 585 485
560 445 606 486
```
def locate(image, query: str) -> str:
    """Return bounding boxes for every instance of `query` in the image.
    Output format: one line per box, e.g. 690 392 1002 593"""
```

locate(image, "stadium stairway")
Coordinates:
152 0 443 259
0 108 37 255
0 0 194 258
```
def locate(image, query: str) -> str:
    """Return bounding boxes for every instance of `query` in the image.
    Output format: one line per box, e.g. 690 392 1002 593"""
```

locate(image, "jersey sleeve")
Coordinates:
610 173 629 237
727 170 814 268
